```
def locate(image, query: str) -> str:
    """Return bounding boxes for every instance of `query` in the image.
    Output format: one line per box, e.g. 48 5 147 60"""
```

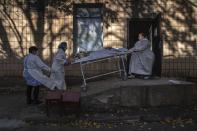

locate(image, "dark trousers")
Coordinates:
26 85 40 104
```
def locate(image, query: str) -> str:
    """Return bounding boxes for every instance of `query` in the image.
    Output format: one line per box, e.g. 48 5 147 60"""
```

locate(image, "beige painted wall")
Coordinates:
0 0 196 80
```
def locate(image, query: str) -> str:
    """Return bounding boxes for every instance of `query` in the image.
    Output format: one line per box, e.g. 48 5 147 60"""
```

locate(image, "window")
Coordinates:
73 3 103 53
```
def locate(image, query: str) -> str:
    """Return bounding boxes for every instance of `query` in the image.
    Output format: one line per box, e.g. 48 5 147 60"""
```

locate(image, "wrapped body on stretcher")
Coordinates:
71 48 129 91
72 48 128 64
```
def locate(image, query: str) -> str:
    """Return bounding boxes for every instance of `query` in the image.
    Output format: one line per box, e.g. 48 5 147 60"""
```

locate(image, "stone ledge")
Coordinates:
81 78 196 108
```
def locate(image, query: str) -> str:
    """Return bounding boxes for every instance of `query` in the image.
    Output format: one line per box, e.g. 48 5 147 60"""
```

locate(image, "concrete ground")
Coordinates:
0 77 197 130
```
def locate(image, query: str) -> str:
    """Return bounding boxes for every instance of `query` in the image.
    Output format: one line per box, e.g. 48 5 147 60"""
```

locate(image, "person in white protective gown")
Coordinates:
50 42 70 90
128 32 155 79
23 46 56 105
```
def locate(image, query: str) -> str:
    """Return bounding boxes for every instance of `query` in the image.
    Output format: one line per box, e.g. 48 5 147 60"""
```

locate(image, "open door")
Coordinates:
127 18 153 75
152 14 162 76
127 14 162 77
148 25 153 51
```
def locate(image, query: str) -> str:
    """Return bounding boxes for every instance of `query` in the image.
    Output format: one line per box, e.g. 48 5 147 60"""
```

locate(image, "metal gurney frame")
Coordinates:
72 51 128 91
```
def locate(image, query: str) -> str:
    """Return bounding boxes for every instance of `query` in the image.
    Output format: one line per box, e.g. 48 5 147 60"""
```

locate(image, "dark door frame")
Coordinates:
127 13 162 76
152 13 162 76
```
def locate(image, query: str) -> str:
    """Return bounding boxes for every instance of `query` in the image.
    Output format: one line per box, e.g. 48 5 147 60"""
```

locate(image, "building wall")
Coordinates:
0 0 196 80
159 1 197 80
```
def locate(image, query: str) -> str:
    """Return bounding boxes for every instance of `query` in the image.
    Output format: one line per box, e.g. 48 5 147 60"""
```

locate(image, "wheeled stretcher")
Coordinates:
72 48 129 91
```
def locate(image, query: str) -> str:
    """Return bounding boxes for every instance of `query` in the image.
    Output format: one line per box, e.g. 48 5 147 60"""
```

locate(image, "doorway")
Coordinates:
127 14 162 76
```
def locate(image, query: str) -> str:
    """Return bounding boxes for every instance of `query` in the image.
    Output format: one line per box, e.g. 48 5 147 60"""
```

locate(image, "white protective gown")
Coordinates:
50 49 67 90
129 38 155 75
23 54 56 90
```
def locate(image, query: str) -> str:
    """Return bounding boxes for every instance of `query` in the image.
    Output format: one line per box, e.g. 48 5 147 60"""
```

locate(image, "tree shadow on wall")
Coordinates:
0 0 119 77
0 0 119 59
128 0 197 79
0 0 195 79
116 0 197 57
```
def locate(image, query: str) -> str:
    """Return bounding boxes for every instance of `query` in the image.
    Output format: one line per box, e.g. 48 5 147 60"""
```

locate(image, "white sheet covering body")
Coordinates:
23 54 56 89
73 48 128 64
50 49 67 90
129 38 155 75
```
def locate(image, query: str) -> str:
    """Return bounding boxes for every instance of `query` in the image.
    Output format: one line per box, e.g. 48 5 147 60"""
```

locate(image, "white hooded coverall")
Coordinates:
23 53 56 90
129 38 155 76
50 49 67 90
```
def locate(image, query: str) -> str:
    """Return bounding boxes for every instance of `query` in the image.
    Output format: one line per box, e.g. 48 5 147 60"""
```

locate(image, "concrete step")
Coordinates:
80 78 196 108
